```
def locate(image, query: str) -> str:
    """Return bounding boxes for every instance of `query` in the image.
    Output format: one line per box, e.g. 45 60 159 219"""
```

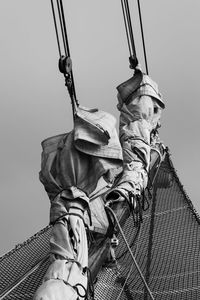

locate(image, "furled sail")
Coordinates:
0 152 199 300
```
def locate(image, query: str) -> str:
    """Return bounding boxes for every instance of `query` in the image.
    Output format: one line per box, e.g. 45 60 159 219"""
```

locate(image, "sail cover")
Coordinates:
0 152 200 300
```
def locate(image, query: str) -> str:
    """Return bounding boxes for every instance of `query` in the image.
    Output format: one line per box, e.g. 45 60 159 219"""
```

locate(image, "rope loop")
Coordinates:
73 283 87 298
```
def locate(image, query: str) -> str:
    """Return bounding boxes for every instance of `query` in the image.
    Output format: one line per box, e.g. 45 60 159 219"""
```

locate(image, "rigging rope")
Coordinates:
58 0 78 105
116 265 134 300
121 0 132 58
56 0 68 56
137 0 149 75
121 0 138 69
50 0 78 117
124 0 137 57
50 0 61 58
120 0 149 74
105 205 155 300
50 0 149 115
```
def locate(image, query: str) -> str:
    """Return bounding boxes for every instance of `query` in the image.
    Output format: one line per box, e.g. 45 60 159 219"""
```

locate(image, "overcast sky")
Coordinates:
0 0 200 256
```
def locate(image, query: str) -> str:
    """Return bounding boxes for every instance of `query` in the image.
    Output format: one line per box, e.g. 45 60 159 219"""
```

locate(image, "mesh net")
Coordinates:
0 227 52 300
93 154 200 300
0 153 200 300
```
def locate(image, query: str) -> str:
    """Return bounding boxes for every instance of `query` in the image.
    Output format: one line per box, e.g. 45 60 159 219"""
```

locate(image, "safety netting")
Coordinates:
0 152 200 300
93 153 200 300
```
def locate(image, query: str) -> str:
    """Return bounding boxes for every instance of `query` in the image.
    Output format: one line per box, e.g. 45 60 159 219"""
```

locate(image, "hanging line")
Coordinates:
50 0 79 117
121 0 132 58
121 0 138 69
120 0 149 74
56 0 68 56
58 0 78 110
50 0 61 58
137 0 149 75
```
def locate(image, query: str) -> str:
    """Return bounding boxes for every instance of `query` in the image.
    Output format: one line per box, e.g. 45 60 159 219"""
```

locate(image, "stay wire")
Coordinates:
50 0 62 58
137 0 149 74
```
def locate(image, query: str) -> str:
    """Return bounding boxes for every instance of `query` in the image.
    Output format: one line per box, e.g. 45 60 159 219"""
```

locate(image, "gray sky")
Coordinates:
0 0 200 256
